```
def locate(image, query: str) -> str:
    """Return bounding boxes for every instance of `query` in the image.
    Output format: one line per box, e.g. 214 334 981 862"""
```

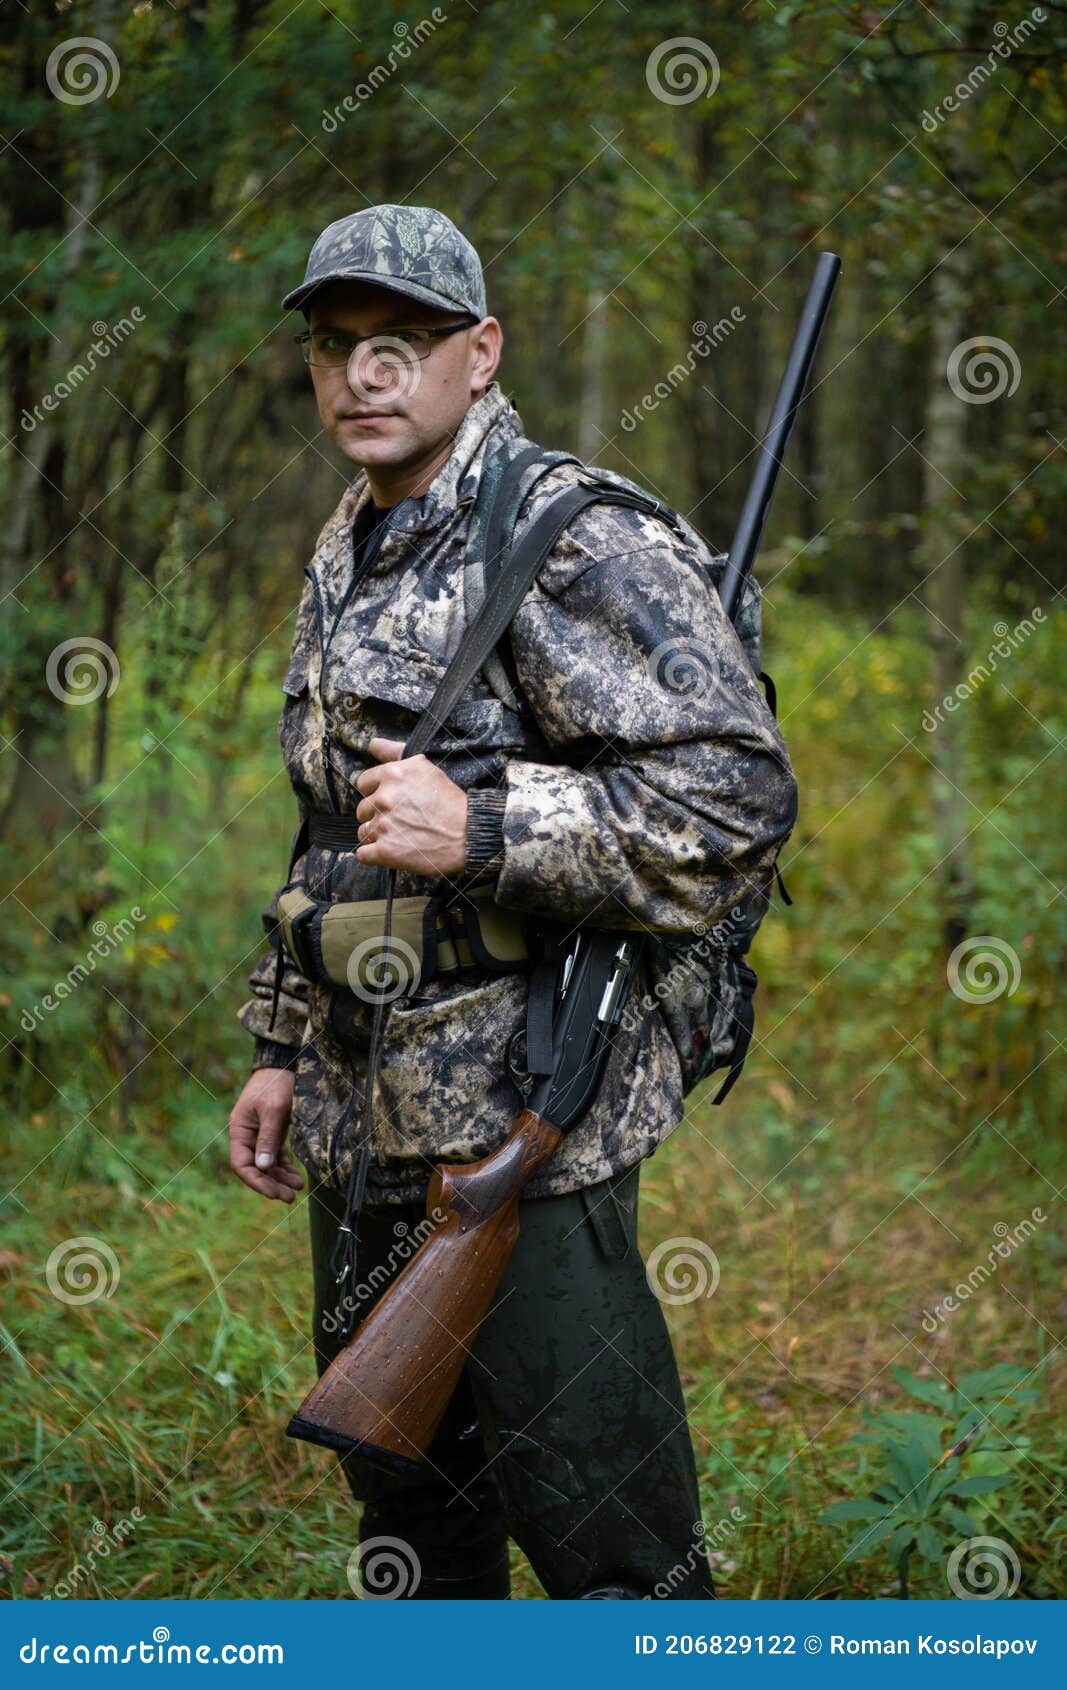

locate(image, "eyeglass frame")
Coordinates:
293 317 480 369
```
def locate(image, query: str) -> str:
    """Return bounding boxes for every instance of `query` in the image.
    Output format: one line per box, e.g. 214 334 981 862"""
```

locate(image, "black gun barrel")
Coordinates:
718 251 841 622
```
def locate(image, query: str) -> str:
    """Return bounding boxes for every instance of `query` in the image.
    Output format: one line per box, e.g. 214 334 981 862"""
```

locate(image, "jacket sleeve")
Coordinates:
491 505 798 933
236 882 312 1058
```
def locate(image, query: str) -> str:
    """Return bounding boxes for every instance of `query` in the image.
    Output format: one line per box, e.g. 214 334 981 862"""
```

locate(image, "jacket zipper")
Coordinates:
303 564 343 814
303 499 407 816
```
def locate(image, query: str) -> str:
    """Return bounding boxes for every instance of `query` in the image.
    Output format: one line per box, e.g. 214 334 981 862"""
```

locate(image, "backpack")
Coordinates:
455 438 792 1106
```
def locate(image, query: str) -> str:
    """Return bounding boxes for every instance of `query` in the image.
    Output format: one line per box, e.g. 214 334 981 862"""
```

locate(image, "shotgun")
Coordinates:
288 929 642 1469
287 252 841 1472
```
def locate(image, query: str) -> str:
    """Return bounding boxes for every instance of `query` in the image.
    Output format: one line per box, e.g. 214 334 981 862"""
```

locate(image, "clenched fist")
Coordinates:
354 736 469 876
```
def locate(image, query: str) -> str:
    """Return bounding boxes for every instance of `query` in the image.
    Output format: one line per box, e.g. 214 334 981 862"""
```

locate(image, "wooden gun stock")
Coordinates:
287 1107 561 1470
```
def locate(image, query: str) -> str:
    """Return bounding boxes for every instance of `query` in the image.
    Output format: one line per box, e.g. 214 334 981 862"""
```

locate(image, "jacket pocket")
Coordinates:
329 647 527 752
368 971 528 1165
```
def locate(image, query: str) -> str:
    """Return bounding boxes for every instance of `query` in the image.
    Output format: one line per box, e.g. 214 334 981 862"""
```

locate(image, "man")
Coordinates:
229 204 797 1599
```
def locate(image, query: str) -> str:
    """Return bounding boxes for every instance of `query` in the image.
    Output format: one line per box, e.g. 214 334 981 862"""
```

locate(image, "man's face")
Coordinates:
305 280 502 479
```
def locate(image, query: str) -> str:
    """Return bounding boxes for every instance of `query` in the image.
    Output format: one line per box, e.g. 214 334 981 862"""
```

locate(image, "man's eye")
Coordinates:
319 334 352 354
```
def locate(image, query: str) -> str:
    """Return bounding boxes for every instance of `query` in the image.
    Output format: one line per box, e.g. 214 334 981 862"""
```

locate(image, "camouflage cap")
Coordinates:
282 204 487 319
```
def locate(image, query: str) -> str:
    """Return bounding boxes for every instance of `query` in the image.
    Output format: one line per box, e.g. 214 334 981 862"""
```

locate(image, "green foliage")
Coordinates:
819 1364 1040 1596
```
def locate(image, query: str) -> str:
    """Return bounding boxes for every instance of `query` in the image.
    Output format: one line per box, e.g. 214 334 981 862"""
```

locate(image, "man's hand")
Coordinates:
228 1068 305 1202
354 736 469 876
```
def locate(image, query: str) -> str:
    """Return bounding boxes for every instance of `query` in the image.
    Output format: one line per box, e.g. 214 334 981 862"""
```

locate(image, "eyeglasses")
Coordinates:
294 320 476 369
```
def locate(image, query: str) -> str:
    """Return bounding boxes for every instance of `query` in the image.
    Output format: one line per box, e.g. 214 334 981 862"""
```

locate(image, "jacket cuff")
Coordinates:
464 786 507 873
251 1037 301 1073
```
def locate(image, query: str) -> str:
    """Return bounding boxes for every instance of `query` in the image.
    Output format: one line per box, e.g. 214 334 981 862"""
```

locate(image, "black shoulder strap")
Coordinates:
468 443 574 713
483 445 566 576
404 476 674 759
460 440 688 722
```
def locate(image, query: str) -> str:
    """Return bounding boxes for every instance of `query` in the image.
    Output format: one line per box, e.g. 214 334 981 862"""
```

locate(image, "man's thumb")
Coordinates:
368 736 405 762
254 1107 287 1168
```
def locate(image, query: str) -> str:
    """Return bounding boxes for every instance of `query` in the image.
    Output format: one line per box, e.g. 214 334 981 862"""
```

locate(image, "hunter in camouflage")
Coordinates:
228 203 798 1600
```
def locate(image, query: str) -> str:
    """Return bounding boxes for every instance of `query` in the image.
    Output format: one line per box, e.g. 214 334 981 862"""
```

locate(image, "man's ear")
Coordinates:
470 317 503 399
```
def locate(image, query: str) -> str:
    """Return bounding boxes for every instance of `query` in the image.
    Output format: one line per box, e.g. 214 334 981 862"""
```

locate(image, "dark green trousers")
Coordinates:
308 1162 714 1600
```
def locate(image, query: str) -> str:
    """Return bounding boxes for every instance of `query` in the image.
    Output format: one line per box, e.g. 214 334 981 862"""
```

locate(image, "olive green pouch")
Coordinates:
276 884 529 995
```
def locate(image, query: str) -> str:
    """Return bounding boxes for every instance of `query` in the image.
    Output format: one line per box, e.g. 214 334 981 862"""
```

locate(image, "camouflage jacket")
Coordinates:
238 380 798 1205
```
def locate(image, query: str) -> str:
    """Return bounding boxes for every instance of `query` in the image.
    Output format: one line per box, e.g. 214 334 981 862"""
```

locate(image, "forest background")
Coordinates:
1 0 1064 1601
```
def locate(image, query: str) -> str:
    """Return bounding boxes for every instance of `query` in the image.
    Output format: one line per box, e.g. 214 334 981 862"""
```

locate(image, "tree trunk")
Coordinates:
921 241 976 952
578 286 609 464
